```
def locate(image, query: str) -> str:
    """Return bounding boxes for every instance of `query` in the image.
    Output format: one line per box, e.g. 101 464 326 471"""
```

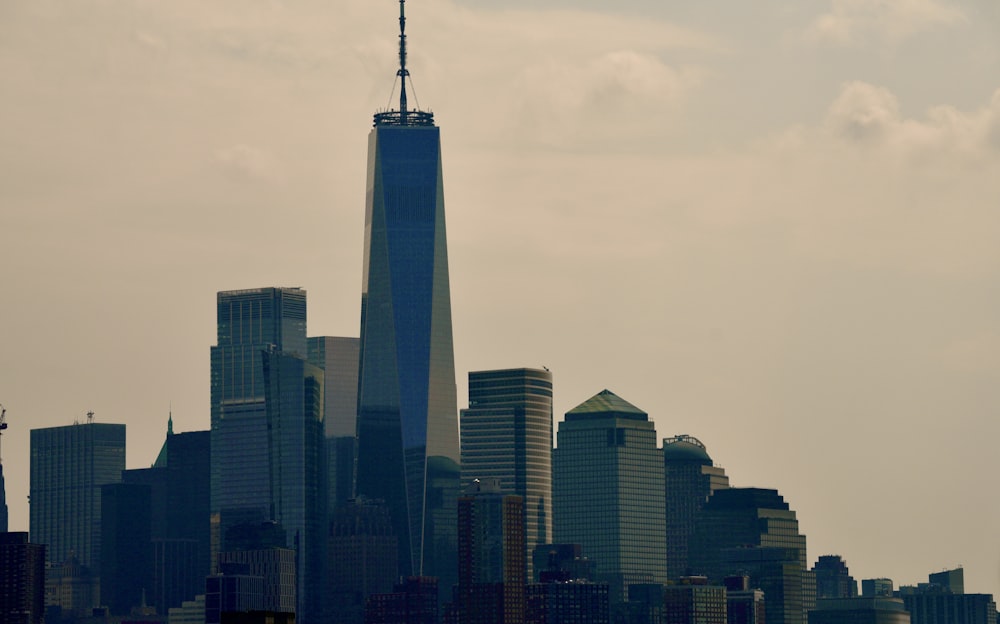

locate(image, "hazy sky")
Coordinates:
2 0 999 594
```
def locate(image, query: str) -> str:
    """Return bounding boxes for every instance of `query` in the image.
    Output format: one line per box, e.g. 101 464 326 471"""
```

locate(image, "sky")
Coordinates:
2 0 999 595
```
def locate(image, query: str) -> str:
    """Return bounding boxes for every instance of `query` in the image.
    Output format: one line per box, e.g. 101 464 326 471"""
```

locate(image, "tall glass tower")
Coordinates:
461 368 553 580
355 0 460 587
210 287 327 623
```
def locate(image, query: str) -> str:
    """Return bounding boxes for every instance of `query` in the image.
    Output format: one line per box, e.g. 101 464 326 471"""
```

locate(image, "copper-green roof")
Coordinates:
566 389 648 421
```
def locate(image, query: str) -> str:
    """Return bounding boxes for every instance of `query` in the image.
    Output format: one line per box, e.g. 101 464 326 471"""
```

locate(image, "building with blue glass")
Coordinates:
355 0 460 589
210 287 326 624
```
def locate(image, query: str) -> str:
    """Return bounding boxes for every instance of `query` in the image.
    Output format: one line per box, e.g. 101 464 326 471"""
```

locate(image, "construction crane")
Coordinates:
0 404 7 463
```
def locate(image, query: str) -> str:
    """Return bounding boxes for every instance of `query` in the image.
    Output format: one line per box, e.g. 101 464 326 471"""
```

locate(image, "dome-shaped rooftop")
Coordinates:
663 434 712 463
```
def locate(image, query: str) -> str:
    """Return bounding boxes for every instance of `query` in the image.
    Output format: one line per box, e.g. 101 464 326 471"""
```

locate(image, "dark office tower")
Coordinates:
664 577 728 624
553 390 666 604
216 548 298 616
663 434 729 580
861 580 894 598
211 287 327 624
329 498 400 624
100 483 153 615
29 421 126 571
813 556 858 599
355 0 460 590
365 577 439 624
462 368 553 581
0 533 46 624
689 489 812 624
308 336 361 510
928 568 965 594
456 478 527 624
525 581 611 624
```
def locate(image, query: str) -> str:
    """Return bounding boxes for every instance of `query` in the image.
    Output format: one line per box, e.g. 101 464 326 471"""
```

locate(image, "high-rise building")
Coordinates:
0 532 46 624
456 478 527 624
526 581 610 624
354 1 460 589
813 556 858 599
898 569 996 624
100 482 153 615
365 577 439 624
29 420 126 571
328 498 400 624
553 390 666 603
663 434 729 580
210 286 327 623
663 577 727 624
861 580 893 599
726 575 766 624
461 368 553 580
307 336 360 511
689 489 813 624
928 568 965 595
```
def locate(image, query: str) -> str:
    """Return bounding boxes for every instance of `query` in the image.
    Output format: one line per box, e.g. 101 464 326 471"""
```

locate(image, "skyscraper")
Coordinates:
29 420 126 570
689 488 814 624
553 389 666 603
461 368 553 579
663 434 729 580
0 533 46 624
210 286 327 623
813 555 858 599
456 478 527 624
355 0 460 587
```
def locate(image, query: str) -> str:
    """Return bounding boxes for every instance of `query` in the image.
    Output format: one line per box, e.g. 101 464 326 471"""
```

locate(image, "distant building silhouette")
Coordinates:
898 569 996 624
0 532 46 624
813 556 858 599
364 577 439 624
100 482 153 615
928 568 965 595
726 575 766 624
461 368 554 581
553 390 666 603
663 435 729 580
526 580 610 624
30 420 126 584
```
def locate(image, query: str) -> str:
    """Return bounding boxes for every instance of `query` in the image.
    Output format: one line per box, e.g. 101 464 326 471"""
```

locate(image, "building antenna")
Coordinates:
87 410 95 424
397 0 409 125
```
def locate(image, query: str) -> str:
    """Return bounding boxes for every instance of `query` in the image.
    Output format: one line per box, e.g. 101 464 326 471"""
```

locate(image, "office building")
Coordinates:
663 577 727 624
813 556 857 599
455 478 527 624
30 420 126 571
365 577 439 624
553 390 666 603
663 435 729 580
307 336 360 511
354 1 460 589
328 498 400 624
210 286 327 623
928 569 965 595
726 575 766 624
861 581 893 599
1 465 7 534
462 368 553 580
0 532 46 624
168 594 206 624
526 581 610 624
808 598 910 624
100 482 153 615
215 548 297 617
689 488 813 624
532 544 594 584
899 570 996 624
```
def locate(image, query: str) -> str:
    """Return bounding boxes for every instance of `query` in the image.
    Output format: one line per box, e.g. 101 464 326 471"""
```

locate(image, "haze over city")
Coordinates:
2 0 999 598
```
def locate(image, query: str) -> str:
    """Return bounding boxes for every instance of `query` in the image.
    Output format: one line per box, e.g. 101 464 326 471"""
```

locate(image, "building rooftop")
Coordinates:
566 389 648 421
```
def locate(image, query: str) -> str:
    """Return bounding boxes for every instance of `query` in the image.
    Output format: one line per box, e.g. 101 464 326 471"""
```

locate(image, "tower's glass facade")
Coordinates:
553 390 666 604
29 422 127 569
355 116 460 587
210 287 326 623
461 368 553 580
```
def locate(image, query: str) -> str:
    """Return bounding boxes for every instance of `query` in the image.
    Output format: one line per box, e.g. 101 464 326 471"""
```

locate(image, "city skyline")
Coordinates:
2 0 999 597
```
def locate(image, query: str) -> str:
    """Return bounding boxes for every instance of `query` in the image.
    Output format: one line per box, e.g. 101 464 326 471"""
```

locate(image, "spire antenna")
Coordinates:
398 0 409 125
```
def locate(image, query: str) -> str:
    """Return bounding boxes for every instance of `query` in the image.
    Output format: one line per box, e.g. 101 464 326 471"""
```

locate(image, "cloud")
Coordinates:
804 0 966 46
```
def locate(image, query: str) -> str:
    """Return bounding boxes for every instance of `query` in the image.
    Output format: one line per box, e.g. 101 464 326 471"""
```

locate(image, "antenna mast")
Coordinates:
398 0 409 125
